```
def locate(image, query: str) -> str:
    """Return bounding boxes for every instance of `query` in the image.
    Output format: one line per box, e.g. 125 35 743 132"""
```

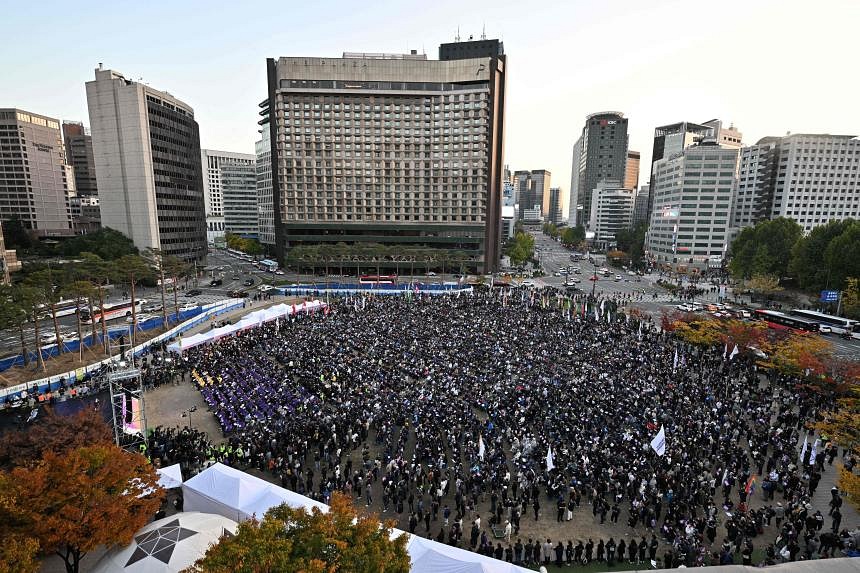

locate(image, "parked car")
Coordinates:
258 284 275 292
185 289 202 297
243 279 254 286
210 278 223 287
179 302 199 312
127 313 157 324
426 271 437 277
142 304 163 313
228 290 249 298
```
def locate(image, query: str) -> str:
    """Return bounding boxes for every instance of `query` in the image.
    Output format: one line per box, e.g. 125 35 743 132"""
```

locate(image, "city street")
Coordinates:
529 230 860 360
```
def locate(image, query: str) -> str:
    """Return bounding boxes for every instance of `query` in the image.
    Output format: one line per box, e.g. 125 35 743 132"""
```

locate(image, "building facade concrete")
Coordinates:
568 136 583 226
647 120 741 224
733 134 860 233
86 68 207 261
632 184 651 226
572 112 629 228
264 40 506 272
646 143 739 272
202 149 258 244
624 150 640 191
0 109 74 236
62 122 98 197
588 182 634 249
0 221 22 284
255 122 275 246
545 187 562 225
514 169 551 221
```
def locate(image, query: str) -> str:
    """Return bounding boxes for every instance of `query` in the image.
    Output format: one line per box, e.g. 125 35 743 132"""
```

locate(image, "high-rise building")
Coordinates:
632 184 650 226
86 68 207 260
646 142 738 272
202 149 258 244
0 221 21 284
62 122 98 197
264 40 507 272
255 122 275 246
568 137 583 226
572 112 629 228
514 170 550 221
589 181 635 249
732 134 860 234
0 109 74 237
546 187 563 225
646 120 741 223
624 150 640 191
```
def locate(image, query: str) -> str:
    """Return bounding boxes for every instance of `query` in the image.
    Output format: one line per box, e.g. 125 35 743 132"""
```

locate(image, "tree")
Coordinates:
843 277 860 320
163 255 191 323
0 407 113 471
114 254 153 346
57 227 137 261
672 318 724 347
79 254 113 353
2 217 33 250
745 273 784 298
615 223 647 267
561 225 585 247
0 444 162 573
61 280 96 362
823 221 860 291
766 334 832 380
729 217 802 280
721 319 769 357
0 534 39 573
25 268 70 359
790 219 857 291
143 248 172 328
505 232 535 266
186 492 409 573
0 284 31 366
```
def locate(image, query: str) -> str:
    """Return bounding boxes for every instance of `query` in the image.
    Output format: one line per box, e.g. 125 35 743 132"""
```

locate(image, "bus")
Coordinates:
36 299 84 320
80 299 147 325
788 309 859 334
359 274 397 285
226 248 244 258
754 310 820 334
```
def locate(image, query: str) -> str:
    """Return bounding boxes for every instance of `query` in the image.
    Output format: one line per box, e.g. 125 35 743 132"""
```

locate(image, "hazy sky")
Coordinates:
3 0 858 215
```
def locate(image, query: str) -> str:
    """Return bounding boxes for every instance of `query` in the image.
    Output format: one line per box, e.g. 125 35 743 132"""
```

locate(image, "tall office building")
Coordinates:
86 67 207 260
514 170 551 221
62 122 98 198
571 112 629 228
632 184 650 226
202 149 258 244
733 133 860 233
624 150 640 191
568 137 582 226
545 187 563 225
646 119 741 223
0 109 73 236
255 122 275 246
0 221 21 284
589 182 635 249
645 142 738 272
264 40 507 272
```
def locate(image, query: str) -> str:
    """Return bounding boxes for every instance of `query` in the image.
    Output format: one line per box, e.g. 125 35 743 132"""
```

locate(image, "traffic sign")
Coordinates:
820 290 839 303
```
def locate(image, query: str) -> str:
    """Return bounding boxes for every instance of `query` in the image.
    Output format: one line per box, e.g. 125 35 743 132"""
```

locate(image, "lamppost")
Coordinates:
181 405 197 429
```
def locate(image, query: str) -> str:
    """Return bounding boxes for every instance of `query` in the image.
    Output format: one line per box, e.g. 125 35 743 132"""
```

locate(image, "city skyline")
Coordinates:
2 0 859 213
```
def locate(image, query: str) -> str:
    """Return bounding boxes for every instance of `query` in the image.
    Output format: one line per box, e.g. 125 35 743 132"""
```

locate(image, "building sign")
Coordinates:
820 290 839 303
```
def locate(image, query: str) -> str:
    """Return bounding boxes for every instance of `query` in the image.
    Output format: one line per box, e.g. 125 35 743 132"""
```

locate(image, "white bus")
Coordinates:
789 309 858 334
80 299 147 325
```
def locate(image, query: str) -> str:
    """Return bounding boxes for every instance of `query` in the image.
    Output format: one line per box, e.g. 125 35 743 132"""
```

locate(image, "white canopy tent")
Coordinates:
91 512 237 573
181 464 533 573
156 464 183 489
167 300 326 353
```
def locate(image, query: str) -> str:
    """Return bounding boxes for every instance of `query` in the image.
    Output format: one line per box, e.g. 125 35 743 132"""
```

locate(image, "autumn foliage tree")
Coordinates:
812 386 860 510
185 491 410 573
0 445 163 573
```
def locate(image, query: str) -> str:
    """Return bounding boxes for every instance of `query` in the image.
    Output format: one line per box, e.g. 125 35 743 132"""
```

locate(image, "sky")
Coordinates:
3 0 859 216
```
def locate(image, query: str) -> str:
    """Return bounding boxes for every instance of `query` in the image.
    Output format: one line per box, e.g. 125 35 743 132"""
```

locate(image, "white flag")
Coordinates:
594 305 599 321
478 435 485 461
650 425 666 456
672 349 679 372
799 439 808 465
729 345 739 360
724 343 728 358
809 438 820 465
546 445 555 472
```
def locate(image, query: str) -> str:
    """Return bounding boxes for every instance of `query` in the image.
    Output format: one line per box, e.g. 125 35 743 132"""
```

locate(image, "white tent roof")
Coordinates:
156 464 183 489
90 512 236 573
407 536 532 573
167 300 325 353
182 463 325 522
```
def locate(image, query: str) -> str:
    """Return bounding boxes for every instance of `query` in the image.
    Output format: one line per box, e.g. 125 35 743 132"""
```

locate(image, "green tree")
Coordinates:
615 223 647 267
561 224 585 247
791 219 857 291
78 254 113 353
57 227 137 260
162 255 191 322
729 217 802 280
1 218 33 251
823 221 860 290
114 254 153 346
843 277 860 320
185 492 409 573
0 285 32 366
25 268 70 359
505 232 535 266
60 280 96 363
746 273 784 298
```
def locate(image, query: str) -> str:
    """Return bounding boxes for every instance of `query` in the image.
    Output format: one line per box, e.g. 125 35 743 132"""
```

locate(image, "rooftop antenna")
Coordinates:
481 24 486 40
456 27 461 42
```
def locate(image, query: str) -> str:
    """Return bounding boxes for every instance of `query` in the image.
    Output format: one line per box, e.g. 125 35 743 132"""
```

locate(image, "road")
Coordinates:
0 251 266 360
529 230 860 360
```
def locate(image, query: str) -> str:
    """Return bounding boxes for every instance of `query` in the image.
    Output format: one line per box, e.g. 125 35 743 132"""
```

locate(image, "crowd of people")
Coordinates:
161 289 856 568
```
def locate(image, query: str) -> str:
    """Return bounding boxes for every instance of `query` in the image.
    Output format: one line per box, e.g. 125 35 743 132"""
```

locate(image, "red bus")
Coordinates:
359 274 397 285
754 310 819 334
80 299 147 324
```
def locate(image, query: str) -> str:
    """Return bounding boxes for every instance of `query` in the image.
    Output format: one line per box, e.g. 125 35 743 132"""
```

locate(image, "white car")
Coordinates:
676 304 692 312
258 284 275 292
178 302 199 312
818 325 832 335
274 270 285 275
127 313 157 324
426 271 437 277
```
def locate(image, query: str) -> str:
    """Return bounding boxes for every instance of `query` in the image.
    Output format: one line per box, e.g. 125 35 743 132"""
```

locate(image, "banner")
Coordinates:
650 425 666 456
